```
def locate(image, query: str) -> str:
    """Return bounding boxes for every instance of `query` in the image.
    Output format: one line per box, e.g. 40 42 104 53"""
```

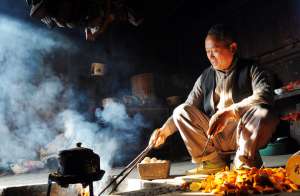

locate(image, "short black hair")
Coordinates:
207 24 237 44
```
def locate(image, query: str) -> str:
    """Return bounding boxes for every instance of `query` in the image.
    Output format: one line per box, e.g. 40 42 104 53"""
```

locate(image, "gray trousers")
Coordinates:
172 104 279 166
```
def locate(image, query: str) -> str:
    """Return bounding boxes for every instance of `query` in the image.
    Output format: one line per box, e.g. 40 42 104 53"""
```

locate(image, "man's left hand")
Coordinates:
207 106 237 137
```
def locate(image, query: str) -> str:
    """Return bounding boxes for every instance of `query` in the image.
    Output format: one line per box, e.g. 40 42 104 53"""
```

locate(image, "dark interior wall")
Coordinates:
229 0 300 58
227 0 300 85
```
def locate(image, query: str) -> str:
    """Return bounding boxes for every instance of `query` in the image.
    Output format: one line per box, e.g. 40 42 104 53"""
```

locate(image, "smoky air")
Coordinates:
0 15 148 191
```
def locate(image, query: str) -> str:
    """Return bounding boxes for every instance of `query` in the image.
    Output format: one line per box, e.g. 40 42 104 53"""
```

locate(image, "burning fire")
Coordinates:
80 186 89 196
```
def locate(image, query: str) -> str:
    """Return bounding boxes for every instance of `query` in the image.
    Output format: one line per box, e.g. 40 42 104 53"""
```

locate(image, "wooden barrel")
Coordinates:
131 73 155 100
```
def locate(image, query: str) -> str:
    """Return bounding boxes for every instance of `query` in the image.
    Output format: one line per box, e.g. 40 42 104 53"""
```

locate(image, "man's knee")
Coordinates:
173 103 195 121
255 104 280 135
244 104 278 123
253 105 269 119
242 104 279 148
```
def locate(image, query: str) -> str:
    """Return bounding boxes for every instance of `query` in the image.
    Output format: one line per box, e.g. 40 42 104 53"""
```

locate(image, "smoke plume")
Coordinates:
0 13 148 185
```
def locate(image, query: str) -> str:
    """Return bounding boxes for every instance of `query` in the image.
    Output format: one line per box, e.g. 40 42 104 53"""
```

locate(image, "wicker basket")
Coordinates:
137 161 170 180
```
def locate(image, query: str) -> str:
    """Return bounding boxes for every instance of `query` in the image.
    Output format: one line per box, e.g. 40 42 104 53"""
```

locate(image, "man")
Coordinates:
149 24 279 174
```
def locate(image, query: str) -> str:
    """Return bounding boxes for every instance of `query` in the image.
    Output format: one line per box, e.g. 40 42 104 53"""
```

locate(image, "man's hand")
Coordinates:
148 128 168 148
207 106 238 137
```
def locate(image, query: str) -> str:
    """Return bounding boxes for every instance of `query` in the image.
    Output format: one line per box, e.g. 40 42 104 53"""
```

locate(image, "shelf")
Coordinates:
275 89 300 101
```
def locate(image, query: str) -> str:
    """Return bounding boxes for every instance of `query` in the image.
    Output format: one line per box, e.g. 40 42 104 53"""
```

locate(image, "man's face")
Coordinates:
205 35 237 71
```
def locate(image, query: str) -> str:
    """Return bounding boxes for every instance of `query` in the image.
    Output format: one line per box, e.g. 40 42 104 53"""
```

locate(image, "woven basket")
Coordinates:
137 161 170 180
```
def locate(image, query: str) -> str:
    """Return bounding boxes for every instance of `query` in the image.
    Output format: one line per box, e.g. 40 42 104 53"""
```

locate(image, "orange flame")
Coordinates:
81 186 89 196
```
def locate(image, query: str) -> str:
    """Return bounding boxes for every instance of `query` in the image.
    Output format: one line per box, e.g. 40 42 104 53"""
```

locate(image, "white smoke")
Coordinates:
0 13 149 184
0 15 71 168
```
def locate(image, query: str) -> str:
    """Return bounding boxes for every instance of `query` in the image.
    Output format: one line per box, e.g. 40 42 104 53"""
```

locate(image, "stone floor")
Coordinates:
110 154 294 195
0 154 294 195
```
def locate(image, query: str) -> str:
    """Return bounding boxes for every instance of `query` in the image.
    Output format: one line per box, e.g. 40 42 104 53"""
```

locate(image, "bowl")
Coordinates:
259 137 290 156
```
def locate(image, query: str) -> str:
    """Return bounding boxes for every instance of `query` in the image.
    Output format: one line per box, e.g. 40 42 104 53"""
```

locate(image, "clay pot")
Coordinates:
131 73 155 100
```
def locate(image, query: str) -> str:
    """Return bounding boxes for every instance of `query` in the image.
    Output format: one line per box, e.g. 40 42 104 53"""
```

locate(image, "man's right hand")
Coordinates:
148 128 167 148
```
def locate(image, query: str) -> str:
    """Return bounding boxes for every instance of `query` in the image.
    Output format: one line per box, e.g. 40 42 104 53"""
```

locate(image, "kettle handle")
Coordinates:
76 142 82 147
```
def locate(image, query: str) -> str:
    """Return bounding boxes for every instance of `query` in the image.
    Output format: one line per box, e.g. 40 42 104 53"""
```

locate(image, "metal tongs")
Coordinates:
199 122 219 160
199 135 212 160
98 144 153 195
200 120 245 161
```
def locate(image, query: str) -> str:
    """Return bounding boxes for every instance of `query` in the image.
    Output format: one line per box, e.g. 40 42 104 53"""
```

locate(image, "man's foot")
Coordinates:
186 160 227 175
